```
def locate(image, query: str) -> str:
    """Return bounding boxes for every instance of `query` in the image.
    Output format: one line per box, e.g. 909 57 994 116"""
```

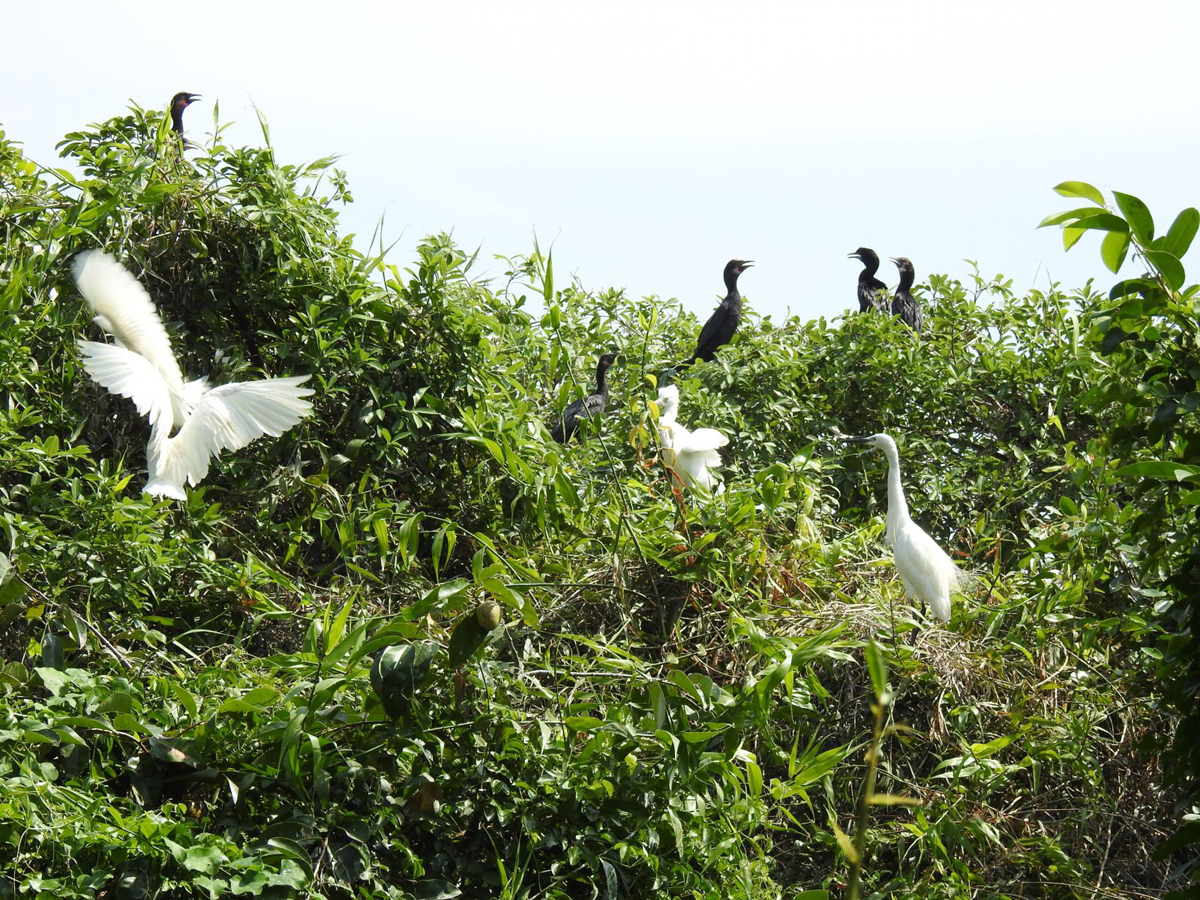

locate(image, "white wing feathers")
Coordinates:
77 341 173 436
74 251 315 500
72 251 187 420
684 427 729 453
146 377 314 499
657 415 729 493
893 523 958 622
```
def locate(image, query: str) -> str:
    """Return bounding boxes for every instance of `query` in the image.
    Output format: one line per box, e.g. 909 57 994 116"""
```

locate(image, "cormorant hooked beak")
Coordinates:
739 261 754 271
888 257 900 265
847 252 861 260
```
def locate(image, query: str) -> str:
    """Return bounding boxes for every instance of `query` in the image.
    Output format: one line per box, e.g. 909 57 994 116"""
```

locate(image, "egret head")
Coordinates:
837 432 898 455
848 247 879 267
656 384 680 420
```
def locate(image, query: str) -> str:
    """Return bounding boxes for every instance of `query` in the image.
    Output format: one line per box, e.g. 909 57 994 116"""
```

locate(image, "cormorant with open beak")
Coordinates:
681 259 753 367
848 248 889 313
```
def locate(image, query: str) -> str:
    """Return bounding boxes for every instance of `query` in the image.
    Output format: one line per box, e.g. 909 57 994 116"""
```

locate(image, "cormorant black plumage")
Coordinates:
848 247 889 313
170 92 201 135
549 352 617 443
889 257 923 333
682 259 753 367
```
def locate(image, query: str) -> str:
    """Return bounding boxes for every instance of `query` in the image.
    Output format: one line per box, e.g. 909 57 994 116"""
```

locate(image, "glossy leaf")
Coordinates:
1144 250 1185 290
1053 180 1106 206
1113 191 1154 243
1061 213 1129 234
1100 230 1130 274
1162 207 1199 259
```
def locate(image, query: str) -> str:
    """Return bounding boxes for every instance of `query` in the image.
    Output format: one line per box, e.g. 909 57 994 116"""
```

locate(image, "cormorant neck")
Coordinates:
860 257 880 278
171 110 185 133
594 362 611 396
723 270 742 294
897 270 914 292
881 441 910 544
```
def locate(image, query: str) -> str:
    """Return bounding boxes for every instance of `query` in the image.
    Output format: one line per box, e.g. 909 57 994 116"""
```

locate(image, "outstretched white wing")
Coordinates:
147 376 314 498
77 340 173 438
680 427 728 452
72 250 186 416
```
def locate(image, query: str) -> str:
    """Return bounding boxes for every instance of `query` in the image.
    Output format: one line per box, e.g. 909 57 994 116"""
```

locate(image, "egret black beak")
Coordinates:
838 434 874 444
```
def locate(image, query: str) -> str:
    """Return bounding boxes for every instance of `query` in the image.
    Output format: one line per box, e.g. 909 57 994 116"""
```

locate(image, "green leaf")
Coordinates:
563 716 604 731
868 793 923 806
1113 461 1200 482
446 614 489 668
181 846 227 875
402 578 470 621
1037 207 1114 228
1113 191 1154 244
864 640 887 701
1162 207 1199 259
1053 180 1106 206
370 641 438 717
1062 226 1087 251
1144 250 1185 290
831 819 859 863
1061 213 1128 234
1100 230 1130 274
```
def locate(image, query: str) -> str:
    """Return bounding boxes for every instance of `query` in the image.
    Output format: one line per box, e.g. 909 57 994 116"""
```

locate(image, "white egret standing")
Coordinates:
837 432 958 622
73 250 314 499
656 385 729 492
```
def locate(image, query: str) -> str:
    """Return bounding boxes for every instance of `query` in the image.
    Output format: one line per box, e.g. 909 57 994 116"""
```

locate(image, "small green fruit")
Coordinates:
475 601 502 631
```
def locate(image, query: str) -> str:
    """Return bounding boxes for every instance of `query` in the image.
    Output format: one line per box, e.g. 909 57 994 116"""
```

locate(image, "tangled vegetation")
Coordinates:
0 102 1196 899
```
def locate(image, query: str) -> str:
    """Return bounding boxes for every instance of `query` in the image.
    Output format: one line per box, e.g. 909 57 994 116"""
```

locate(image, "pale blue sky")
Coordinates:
5 0 1197 322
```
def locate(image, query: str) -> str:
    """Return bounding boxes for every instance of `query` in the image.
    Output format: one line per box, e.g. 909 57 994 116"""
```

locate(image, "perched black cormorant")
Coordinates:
170 92 201 134
848 248 889 313
890 257 924 334
681 259 753 367
549 352 617 443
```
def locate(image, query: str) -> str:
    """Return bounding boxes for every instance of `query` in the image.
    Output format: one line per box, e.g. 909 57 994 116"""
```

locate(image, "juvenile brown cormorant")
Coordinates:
170 92 201 134
549 352 617 443
890 257 924 334
681 259 753 367
848 248 889 313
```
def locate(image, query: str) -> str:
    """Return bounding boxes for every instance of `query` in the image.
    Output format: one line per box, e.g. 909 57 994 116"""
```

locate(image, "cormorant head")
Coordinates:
723 259 753 289
848 247 879 267
170 93 201 132
889 257 914 278
171 92 200 111
597 352 618 371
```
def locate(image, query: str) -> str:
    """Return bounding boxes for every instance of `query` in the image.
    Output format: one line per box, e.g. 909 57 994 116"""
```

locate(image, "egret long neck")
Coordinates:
881 442 909 543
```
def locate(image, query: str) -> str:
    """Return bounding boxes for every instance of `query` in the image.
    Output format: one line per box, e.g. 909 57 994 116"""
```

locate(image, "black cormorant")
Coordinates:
681 259 753 367
549 352 617 443
170 93 201 135
890 257 924 334
848 248 889 313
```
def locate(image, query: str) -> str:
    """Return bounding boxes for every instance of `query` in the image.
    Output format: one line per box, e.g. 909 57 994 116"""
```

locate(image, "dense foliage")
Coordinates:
0 103 1195 899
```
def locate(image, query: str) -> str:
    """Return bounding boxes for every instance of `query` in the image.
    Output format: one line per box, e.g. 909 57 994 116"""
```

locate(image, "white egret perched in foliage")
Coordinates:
836 431 959 622
73 250 314 499
656 385 729 492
